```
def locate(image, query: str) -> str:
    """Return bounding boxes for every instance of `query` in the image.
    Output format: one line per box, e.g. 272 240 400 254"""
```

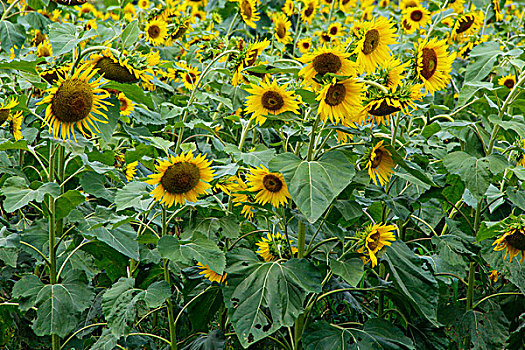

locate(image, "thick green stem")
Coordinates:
378 264 386 316
297 221 306 259
48 143 59 350
162 207 178 350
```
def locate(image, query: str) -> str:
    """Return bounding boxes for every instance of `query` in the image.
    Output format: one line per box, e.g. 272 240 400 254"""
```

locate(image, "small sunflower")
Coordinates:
327 22 344 37
298 45 355 85
9 111 24 141
256 233 298 262
339 0 356 13
450 11 484 42
36 63 112 141
91 48 141 83
175 62 201 90
358 223 396 267
317 78 364 125
498 75 516 89
402 5 431 33
238 0 260 29
297 38 312 54
282 0 294 16
31 30 46 46
145 18 168 46
273 12 292 44
145 152 215 208
0 97 19 125
232 39 270 86
196 262 227 284
230 176 255 220
381 58 409 90
415 38 456 95
365 140 395 186
125 161 138 181
244 79 301 126
353 16 397 73
138 0 149 9
399 0 419 10
36 39 53 57
246 165 290 208
118 92 134 116
493 219 525 263
301 0 318 24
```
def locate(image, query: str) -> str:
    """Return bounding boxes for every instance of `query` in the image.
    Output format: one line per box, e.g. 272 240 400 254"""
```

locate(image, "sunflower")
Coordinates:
448 0 465 13
118 92 134 116
273 12 292 44
493 220 525 263
415 38 456 95
36 63 111 141
196 262 227 284
353 17 397 73
230 176 255 219
8 111 23 141
339 0 356 13
138 0 149 9
256 233 298 262
399 0 419 10
327 22 344 37
145 18 168 46
298 45 355 85
0 97 19 125
244 79 301 126
187 0 207 9
173 62 200 90
232 39 270 86
489 269 499 283
358 223 396 267
365 141 395 186
318 31 332 45
450 11 484 42
380 58 409 90
125 161 138 181
36 39 53 57
91 48 141 83
402 5 431 33
238 0 259 29
282 0 294 16
246 165 290 208
498 74 516 89
145 152 215 208
31 30 46 46
301 0 318 24
317 78 364 125
297 38 312 54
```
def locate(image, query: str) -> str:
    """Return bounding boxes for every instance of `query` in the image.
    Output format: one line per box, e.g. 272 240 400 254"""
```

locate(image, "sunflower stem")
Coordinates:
357 79 389 94
162 207 178 350
0 0 20 21
225 11 238 39
292 3 302 57
378 263 386 317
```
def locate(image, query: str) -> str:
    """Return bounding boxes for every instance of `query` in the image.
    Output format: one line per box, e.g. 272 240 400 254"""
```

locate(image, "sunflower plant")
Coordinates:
0 0 524 349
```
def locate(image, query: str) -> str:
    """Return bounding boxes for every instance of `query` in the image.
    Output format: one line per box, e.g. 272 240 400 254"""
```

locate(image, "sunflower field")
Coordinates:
1 0 525 349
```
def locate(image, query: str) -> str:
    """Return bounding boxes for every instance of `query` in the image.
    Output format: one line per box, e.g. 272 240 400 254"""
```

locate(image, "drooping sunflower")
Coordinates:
8 111 24 141
282 0 294 16
0 97 19 125
298 45 355 85
244 79 301 126
353 16 397 73
450 11 484 42
232 39 270 86
365 140 395 186
196 262 227 284
36 39 53 57
273 12 292 44
402 5 431 33
317 78 364 125
145 152 215 208
492 218 525 263
297 38 312 54
118 92 134 116
138 0 149 9
238 0 260 29
145 18 168 46
91 48 141 83
246 165 291 208
358 223 396 267
125 161 139 181
415 38 456 95
498 75 516 89
301 0 318 24
36 63 112 141
362 84 423 125
256 233 298 262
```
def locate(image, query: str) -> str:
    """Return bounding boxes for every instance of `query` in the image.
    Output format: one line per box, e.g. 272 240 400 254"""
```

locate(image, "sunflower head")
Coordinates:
317 78 364 125
256 233 298 262
493 216 525 263
357 223 396 267
0 97 19 124
498 75 516 89
246 165 291 208
298 45 355 86
145 18 168 46
415 38 456 95
364 140 395 186
92 50 140 84
238 0 260 28
196 262 227 284
118 92 134 116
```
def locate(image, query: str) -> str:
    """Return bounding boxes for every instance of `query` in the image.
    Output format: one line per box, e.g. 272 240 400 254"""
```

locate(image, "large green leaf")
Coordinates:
158 234 225 274
121 20 139 50
383 241 440 327
269 151 355 223
443 151 491 200
0 20 25 51
55 190 86 220
223 249 322 348
115 181 153 211
223 144 276 168
456 309 510 350
87 223 139 260
0 178 60 212
105 81 155 109
330 257 364 287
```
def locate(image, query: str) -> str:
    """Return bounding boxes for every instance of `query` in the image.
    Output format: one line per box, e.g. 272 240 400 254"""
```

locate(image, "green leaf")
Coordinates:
97 96 120 142
90 329 118 350
87 224 139 260
0 181 60 212
183 330 226 350
223 249 322 347
105 81 155 109
55 190 86 221
223 144 276 168
330 258 364 287
80 172 115 201
477 221 503 241
48 22 80 56
387 146 435 187
269 151 355 223
303 321 353 350
12 275 44 312
464 42 502 83
0 20 25 51
0 59 42 74
121 20 139 50
158 234 225 274
143 281 171 308
458 309 510 350
142 136 174 155
457 81 494 108
115 181 152 211
102 277 140 337
443 151 490 200
383 241 440 327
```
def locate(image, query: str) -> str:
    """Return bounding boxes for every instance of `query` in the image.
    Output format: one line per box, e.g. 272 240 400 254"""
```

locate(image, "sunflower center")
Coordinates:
304 3 314 17
421 48 438 80
330 26 338 36
402 19 413 31
148 24 161 39
261 91 284 111
161 162 201 194
410 10 423 21
245 49 258 66
362 29 380 55
185 72 197 85
369 100 401 116
325 83 346 106
506 229 525 250
302 42 310 49
51 79 94 123
241 0 252 19
342 0 350 4
321 33 331 42
263 174 283 193
371 149 384 169
276 23 287 39
33 32 45 46
119 98 128 112
367 232 380 251
312 53 342 76
504 79 515 89
456 15 475 34
95 57 139 83
0 109 9 124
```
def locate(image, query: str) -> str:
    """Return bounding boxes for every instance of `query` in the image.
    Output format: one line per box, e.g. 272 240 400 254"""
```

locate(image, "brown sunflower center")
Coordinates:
369 100 401 116
506 229 525 250
402 19 413 31
325 83 346 106
245 49 258 66
148 24 161 39
95 57 139 83
321 33 331 42
456 15 475 34
0 109 9 124
504 79 515 89
276 23 287 39
420 48 438 80
241 0 252 19
410 10 423 21
371 149 384 169
302 42 310 49
185 72 197 85
304 3 314 17
366 231 380 251
312 53 342 75
261 91 284 111
119 98 128 112
342 0 350 4
263 174 283 193
161 162 201 194
362 29 380 55
329 26 338 36
33 31 46 46
51 79 94 123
